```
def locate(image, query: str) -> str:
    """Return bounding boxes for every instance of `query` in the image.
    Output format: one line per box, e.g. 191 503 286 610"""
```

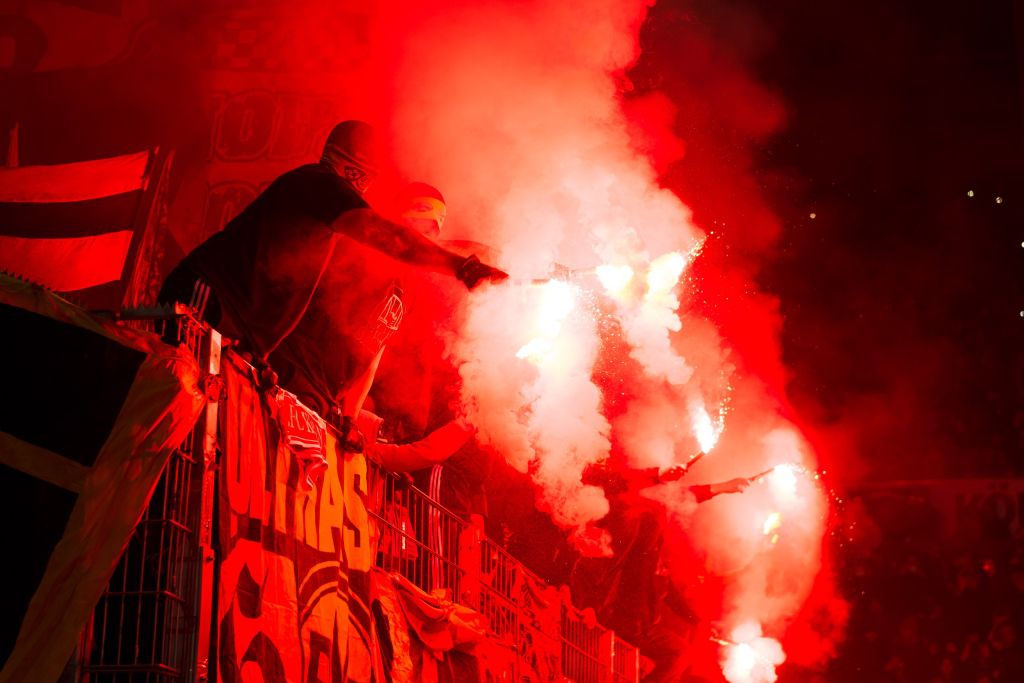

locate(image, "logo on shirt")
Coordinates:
357 283 404 354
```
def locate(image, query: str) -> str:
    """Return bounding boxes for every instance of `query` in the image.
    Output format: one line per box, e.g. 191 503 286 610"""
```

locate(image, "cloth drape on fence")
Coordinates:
0 273 205 683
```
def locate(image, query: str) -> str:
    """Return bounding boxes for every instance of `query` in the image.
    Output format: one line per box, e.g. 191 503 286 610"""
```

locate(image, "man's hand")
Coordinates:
456 254 509 290
338 415 367 453
658 464 688 483
253 359 278 392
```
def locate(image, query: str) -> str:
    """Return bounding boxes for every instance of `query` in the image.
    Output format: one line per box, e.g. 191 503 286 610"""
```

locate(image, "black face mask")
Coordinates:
340 165 373 194
321 149 375 195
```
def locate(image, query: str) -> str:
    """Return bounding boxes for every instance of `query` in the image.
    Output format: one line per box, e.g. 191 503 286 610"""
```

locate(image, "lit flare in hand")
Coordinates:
515 279 576 365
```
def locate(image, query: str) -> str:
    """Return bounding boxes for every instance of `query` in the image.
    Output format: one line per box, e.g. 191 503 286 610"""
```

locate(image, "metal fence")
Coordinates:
78 311 219 683
78 311 640 682
475 536 520 643
81 439 202 682
560 603 641 683
366 460 642 682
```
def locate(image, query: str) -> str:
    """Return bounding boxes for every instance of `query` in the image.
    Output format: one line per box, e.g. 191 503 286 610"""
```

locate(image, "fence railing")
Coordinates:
79 311 218 683
78 311 641 682
366 459 642 682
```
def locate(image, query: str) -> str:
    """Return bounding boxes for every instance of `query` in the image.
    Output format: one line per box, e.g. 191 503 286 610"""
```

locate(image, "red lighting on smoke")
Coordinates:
135 0 841 676
372 0 842 674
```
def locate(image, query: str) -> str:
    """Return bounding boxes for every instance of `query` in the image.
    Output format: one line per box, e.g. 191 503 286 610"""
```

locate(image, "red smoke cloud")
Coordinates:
289 0 842 677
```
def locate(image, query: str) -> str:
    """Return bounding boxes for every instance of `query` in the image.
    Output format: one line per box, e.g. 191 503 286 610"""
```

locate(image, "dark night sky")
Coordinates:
639 0 1024 482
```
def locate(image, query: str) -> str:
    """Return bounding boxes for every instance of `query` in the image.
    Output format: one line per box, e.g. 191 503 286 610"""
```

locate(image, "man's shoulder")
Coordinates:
269 163 328 188
280 162 333 179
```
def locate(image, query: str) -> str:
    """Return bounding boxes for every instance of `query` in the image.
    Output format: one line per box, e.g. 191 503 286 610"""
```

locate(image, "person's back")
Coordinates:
269 233 409 416
270 182 473 420
176 163 368 360
160 121 508 372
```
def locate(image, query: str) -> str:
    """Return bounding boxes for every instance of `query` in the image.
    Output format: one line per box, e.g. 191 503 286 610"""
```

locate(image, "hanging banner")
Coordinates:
369 569 493 683
518 572 564 682
217 357 376 682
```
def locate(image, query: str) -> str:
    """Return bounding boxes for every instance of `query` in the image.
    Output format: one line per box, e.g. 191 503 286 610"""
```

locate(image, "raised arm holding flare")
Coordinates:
159 120 506 364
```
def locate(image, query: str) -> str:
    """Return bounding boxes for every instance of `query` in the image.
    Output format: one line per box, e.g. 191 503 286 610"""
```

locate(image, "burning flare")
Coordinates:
719 622 786 683
595 263 635 297
765 463 799 504
515 279 576 366
689 399 725 453
644 250 686 300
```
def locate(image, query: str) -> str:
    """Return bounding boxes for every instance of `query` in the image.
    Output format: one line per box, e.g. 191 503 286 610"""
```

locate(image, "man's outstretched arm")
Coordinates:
369 420 474 472
332 209 508 288
688 477 751 503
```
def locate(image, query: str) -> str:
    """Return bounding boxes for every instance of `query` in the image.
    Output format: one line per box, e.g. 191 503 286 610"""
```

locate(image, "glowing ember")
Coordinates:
595 263 635 297
644 251 686 298
762 511 782 536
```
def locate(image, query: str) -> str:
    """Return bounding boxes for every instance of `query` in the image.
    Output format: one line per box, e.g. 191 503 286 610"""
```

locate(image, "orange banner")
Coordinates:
217 356 375 682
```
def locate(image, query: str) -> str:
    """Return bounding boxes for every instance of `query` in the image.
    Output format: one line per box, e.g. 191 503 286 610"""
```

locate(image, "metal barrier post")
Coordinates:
600 629 614 683
458 522 483 607
191 328 221 682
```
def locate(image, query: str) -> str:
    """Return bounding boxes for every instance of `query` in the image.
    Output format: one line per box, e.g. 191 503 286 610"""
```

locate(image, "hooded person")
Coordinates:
159 121 506 370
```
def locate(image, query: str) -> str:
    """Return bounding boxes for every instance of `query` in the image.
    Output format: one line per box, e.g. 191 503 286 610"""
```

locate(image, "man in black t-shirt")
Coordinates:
268 183 461 421
159 121 506 367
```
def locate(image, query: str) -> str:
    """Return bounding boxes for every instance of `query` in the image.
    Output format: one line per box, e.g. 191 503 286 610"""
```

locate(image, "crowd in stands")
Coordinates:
827 492 1024 682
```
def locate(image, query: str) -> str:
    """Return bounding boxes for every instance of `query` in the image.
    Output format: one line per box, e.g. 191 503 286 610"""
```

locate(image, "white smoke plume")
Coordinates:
455 280 611 536
361 0 835 671
370 0 713 542
720 622 787 683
